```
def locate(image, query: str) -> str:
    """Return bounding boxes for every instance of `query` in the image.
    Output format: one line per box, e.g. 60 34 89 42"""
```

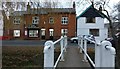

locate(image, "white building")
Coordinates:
77 5 108 43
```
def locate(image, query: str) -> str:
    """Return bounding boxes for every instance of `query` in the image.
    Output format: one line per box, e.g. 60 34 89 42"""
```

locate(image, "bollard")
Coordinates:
44 41 54 68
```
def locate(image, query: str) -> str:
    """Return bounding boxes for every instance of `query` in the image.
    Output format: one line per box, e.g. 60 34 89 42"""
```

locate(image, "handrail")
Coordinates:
54 47 66 68
79 36 95 67
78 35 116 67
84 36 101 46
79 45 95 67
44 36 67 69
54 37 63 45
53 36 66 68
105 45 116 54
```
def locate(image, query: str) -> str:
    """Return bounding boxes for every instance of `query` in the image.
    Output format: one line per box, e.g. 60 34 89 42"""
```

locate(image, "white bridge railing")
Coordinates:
78 35 116 68
44 36 67 69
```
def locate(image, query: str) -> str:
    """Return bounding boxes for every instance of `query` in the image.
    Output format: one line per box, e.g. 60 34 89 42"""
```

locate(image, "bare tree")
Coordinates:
93 0 115 37
2 2 26 19
95 1 120 69
42 0 59 8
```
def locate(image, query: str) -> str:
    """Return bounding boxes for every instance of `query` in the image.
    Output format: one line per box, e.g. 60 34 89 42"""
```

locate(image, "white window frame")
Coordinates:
14 30 20 37
61 17 68 25
89 29 99 36
49 17 54 24
32 16 39 24
29 30 38 37
14 17 20 24
61 29 68 35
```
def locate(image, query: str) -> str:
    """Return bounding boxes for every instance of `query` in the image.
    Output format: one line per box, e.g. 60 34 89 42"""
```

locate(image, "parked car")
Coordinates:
70 35 95 43
70 37 78 43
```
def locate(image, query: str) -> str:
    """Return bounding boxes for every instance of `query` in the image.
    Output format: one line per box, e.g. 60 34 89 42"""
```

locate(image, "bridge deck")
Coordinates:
57 46 91 67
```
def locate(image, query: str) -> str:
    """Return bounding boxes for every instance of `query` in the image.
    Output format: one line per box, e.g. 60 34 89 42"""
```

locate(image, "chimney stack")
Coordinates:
27 2 31 13
91 1 94 8
99 5 102 12
73 1 75 9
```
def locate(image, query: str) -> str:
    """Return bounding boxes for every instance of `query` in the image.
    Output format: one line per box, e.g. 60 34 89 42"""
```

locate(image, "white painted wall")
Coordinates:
77 17 108 43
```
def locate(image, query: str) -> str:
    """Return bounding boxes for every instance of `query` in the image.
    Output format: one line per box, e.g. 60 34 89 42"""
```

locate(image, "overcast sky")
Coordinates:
0 0 120 16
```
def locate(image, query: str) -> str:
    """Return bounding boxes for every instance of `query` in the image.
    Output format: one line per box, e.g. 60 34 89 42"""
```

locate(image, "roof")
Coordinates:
10 8 76 16
77 5 109 20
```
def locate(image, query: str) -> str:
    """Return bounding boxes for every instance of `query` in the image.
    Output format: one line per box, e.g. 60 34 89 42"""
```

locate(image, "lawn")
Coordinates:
2 46 60 69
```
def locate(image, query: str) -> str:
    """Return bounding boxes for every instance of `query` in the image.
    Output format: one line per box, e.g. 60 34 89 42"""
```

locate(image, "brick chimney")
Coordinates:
27 2 31 13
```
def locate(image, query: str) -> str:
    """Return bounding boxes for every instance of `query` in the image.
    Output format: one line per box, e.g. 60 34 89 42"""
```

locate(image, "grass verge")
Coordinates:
2 46 60 69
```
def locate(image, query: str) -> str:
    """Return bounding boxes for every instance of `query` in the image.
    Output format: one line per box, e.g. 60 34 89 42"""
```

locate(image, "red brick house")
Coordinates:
3 3 76 40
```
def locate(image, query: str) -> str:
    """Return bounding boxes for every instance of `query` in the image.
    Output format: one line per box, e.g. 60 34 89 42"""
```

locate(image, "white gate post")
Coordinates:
60 36 64 61
95 43 101 67
44 41 54 68
100 41 116 67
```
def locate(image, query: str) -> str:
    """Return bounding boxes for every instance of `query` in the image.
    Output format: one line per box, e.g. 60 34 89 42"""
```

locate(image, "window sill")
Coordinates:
14 23 20 25
61 24 68 26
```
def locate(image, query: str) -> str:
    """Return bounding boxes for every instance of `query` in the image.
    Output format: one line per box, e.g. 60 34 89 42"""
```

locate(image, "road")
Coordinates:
2 40 45 46
1 40 95 48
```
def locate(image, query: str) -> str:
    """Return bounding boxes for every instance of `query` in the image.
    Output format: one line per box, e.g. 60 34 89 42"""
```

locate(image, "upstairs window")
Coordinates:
32 16 39 24
89 29 99 36
14 18 20 24
61 17 68 25
49 17 54 24
86 17 95 23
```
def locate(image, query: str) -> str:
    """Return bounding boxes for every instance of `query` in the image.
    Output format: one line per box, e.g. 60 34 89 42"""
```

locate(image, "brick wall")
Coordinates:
4 12 76 40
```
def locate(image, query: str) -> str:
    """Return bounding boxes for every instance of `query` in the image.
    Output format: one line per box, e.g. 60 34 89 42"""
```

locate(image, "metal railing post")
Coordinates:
60 36 64 61
64 35 67 52
78 35 96 67
44 41 54 68
84 39 87 62
80 37 83 53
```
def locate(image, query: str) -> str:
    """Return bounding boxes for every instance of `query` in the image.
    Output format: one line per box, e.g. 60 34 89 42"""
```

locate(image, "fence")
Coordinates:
78 35 116 68
44 35 67 69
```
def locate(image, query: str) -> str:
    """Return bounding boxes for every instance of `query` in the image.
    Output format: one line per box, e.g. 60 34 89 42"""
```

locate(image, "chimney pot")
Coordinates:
73 1 75 9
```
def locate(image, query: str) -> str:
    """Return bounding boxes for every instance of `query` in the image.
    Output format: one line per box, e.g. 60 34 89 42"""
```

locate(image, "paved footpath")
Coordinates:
57 46 91 67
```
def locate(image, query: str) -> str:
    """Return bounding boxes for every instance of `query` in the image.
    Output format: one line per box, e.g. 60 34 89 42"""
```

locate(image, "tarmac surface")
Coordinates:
2 40 95 48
